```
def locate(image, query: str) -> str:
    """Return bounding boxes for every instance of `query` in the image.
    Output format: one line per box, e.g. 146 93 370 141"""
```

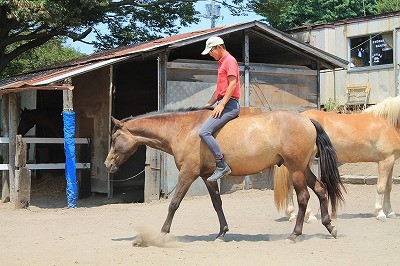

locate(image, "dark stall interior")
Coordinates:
111 58 158 202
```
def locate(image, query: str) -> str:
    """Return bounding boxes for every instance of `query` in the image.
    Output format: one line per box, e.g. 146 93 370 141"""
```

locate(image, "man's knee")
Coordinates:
199 129 209 139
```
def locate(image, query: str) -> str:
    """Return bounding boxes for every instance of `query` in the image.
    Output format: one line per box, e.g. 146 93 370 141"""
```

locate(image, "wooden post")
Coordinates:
8 93 17 202
15 135 31 208
1 93 10 202
144 147 161 202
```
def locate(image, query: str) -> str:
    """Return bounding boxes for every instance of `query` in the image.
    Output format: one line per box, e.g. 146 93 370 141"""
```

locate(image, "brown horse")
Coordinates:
18 108 63 137
277 96 400 222
104 107 345 242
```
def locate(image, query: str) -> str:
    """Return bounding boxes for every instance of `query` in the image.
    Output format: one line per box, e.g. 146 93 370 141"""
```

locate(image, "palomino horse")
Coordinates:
104 107 346 242
278 96 400 222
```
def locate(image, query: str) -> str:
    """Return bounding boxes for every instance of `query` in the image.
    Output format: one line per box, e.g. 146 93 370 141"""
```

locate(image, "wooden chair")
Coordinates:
345 83 371 109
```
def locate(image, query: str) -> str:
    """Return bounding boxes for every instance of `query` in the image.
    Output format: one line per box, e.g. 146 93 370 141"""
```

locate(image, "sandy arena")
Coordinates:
0 163 399 265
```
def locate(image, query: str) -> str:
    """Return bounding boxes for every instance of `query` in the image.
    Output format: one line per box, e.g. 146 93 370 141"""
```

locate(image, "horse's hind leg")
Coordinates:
305 167 337 238
375 158 396 221
287 170 310 242
202 177 229 240
286 181 317 223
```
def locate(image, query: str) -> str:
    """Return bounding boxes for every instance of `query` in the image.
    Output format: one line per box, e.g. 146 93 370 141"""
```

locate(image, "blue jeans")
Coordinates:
199 98 240 160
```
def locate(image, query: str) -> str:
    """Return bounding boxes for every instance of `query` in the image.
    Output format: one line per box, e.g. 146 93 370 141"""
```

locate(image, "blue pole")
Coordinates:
63 110 77 208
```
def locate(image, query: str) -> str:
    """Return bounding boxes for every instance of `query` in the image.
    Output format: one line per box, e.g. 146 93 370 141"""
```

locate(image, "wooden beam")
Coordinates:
63 90 73 111
0 85 74 94
0 163 91 170
108 65 114 199
1 93 10 202
158 52 168 110
0 137 90 144
243 33 250 107
144 147 161 202
8 93 17 202
14 135 31 209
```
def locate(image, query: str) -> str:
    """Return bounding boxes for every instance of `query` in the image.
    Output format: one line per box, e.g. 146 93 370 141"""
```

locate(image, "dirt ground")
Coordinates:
0 162 400 265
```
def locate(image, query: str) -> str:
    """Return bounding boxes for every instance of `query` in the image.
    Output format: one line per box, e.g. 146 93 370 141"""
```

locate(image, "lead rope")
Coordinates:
109 169 145 182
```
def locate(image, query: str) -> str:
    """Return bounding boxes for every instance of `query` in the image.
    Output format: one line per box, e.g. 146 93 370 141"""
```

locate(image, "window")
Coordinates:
349 32 393 68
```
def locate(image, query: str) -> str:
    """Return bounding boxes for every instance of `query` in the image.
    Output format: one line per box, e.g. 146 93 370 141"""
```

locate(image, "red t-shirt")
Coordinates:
216 52 240 100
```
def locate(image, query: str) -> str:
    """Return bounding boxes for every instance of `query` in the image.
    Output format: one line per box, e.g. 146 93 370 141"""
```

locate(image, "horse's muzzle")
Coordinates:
104 161 118 173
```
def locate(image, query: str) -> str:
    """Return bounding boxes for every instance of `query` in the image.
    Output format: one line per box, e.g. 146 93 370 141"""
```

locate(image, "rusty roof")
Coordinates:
287 10 400 33
0 20 348 93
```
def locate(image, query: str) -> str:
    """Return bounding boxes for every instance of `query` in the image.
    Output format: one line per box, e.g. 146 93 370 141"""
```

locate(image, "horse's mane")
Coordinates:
363 96 400 126
121 106 213 122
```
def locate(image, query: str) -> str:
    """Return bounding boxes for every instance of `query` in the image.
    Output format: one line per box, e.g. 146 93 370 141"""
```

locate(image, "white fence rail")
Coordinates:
0 137 91 170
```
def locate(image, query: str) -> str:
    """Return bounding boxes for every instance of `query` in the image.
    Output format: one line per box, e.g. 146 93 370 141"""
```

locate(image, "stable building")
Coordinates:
0 21 347 204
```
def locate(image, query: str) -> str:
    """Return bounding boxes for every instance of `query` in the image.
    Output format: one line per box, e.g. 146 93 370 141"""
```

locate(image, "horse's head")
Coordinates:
18 108 36 136
104 116 139 173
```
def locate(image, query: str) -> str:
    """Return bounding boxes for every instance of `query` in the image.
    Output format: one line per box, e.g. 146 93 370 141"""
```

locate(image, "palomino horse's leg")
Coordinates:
203 178 229 240
304 167 337 238
375 157 396 221
160 169 197 235
287 170 310 242
285 183 296 222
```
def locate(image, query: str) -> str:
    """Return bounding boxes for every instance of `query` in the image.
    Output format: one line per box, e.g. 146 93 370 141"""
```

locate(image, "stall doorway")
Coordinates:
112 59 158 202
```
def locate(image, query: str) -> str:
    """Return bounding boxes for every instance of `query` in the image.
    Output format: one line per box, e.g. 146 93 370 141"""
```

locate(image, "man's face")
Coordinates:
209 45 223 60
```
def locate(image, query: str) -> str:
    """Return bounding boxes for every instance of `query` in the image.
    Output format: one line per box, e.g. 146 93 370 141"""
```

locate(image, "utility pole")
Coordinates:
203 0 221 28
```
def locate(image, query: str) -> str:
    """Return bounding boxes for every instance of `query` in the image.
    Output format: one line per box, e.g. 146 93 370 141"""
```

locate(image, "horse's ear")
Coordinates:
111 116 123 128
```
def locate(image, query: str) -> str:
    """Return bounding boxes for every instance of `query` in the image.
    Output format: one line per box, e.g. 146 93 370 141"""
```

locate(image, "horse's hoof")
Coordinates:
387 212 396 219
214 237 225 243
330 227 338 238
288 214 297 222
132 238 148 247
376 212 387 222
284 238 296 244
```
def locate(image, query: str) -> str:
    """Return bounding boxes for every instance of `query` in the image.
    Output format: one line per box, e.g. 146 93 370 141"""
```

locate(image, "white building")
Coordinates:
288 11 400 106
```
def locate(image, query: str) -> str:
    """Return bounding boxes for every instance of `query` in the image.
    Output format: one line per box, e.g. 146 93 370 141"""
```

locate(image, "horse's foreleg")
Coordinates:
287 171 309 243
161 171 196 235
305 167 336 238
375 158 395 221
203 178 229 240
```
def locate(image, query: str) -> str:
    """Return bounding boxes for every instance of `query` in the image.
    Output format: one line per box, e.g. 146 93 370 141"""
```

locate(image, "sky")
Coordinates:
66 0 264 54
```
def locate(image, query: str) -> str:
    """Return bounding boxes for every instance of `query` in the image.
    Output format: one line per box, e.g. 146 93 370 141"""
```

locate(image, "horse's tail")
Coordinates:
311 119 346 217
273 165 290 212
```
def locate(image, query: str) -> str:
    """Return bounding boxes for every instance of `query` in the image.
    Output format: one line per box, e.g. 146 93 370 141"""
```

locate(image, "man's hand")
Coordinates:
212 103 225 118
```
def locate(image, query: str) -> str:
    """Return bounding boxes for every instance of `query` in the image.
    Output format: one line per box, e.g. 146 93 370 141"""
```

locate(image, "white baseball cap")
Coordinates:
201 36 224 55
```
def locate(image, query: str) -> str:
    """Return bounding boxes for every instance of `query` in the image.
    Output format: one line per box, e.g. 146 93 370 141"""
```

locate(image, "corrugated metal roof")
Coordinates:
0 20 348 93
287 11 400 33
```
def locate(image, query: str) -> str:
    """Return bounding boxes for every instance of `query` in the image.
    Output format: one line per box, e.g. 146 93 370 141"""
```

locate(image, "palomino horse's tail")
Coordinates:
273 119 346 216
273 165 290 213
310 119 346 216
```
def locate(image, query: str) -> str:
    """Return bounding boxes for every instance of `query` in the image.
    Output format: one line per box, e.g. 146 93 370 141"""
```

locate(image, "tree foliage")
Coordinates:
376 0 400 13
0 0 199 75
0 38 84 80
248 0 378 30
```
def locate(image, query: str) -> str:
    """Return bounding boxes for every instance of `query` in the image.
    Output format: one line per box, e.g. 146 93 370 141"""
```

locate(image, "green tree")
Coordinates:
248 0 377 30
376 0 400 13
0 0 199 75
0 38 84 80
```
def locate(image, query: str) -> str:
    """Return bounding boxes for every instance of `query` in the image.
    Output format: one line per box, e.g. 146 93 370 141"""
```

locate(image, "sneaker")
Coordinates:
207 159 232 182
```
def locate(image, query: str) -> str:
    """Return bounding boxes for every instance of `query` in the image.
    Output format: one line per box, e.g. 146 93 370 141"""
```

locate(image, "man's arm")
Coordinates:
205 91 217 107
212 75 236 118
